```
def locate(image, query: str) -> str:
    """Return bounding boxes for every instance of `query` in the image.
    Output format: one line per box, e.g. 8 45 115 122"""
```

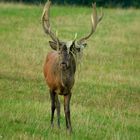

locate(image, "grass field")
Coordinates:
0 3 140 140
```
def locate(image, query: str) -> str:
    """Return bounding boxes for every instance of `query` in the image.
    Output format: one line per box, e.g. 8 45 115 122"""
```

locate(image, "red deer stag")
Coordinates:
42 0 103 133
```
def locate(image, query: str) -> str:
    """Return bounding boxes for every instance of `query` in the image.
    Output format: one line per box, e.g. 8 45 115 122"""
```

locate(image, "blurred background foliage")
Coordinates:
1 0 140 8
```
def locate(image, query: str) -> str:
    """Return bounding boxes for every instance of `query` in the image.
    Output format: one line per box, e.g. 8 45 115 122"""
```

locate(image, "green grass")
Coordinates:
0 3 140 140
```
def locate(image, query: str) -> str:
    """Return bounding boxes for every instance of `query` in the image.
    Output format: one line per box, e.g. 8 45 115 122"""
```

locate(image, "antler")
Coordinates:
77 3 103 44
42 0 59 42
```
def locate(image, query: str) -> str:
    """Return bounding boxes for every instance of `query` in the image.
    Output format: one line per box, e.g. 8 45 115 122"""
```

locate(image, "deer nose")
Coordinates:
60 62 67 70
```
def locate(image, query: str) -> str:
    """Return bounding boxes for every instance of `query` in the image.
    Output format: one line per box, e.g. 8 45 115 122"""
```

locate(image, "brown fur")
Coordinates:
44 50 76 95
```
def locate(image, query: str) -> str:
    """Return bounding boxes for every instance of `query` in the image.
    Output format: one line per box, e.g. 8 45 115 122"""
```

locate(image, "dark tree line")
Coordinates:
1 0 140 7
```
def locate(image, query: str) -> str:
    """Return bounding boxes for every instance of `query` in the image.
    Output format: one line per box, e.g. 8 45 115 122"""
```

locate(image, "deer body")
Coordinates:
42 0 103 133
44 51 76 95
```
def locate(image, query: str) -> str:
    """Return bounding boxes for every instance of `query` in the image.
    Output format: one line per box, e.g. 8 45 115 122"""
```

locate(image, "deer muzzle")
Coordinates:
60 62 69 70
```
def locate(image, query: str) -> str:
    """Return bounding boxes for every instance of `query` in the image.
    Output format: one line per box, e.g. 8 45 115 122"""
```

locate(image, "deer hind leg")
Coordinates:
64 93 72 133
55 95 60 128
50 90 56 127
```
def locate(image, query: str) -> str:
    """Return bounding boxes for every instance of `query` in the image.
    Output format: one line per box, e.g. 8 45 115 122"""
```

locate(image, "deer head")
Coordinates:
42 0 103 69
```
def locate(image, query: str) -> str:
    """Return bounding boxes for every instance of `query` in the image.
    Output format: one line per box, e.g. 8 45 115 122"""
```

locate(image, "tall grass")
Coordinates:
0 3 140 140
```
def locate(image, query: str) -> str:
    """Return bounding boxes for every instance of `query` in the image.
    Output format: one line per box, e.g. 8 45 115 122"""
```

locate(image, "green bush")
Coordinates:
1 0 140 7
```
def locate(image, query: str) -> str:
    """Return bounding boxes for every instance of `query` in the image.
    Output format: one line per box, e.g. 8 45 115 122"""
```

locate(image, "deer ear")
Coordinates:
49 41 59 50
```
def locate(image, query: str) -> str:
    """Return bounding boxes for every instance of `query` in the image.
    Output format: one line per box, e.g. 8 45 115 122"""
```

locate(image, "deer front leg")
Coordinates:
64 93 72 133
56 95 61 128
50 90 56 127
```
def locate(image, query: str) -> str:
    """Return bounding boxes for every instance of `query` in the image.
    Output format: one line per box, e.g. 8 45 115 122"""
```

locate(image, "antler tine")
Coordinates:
42 0 59 42
77 3 103 44
98 7 103 22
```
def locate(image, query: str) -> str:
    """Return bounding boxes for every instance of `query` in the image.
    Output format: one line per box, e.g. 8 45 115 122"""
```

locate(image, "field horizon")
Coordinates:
0 3 140 140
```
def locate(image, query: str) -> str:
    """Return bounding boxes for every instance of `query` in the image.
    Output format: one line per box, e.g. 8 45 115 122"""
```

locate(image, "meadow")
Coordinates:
0 3 140 140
